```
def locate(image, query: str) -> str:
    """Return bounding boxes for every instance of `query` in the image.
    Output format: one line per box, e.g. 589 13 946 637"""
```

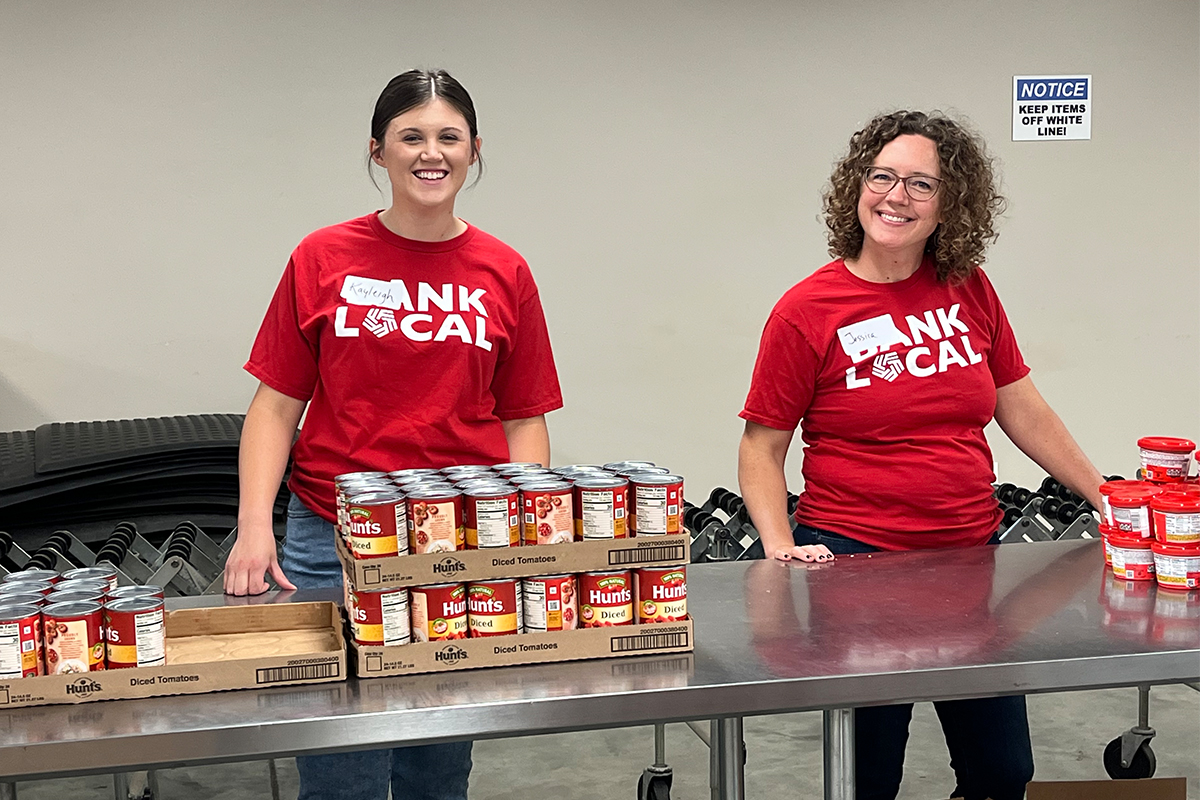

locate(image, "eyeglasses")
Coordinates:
862 166 942 201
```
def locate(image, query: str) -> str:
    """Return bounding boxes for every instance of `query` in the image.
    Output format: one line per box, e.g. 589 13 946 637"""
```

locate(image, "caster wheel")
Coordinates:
637 772 672 800
1103 737 1156 779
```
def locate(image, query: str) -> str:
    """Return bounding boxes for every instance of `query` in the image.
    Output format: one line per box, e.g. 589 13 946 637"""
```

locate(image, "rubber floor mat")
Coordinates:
34 414 243 473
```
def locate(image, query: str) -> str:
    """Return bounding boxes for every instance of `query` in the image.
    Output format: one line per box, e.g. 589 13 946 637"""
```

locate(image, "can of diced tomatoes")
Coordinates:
463 486 520 549
629 474 685 536
349 587 411 646
574 477 629 540
522 574 577 632
42 600 105 673
104 596 166 669
635 566 688 623
467 580 524 637
578 571 633 627
0 580 53 598
0 592 45 609
521 480 575 545
61 564 120 593
345 491 408 559
51 579 110 597
407 488 465 554
410 583 468 641
47 590 106 605
0 603 43 678
106 585 164 603
1 569 60 586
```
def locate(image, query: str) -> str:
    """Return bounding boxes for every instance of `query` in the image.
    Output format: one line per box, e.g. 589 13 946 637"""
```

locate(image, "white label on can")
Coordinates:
582 490 615 539
394 504 409 555
135 610 166 667
0 622 23 678
475 498 512 548
1163 512 1200 541
1113 505 1150 535
522 581 547 631
636 486 668 534
381 591 412 646
1153 554 1200 587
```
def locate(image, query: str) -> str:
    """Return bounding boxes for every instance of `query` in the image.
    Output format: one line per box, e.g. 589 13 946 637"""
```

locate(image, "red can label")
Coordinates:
346 495 408 559
0 605 42 678
522 575 577 631
410 584 468 641
44 603 105 673
635 567 688 623
574 484 629 540
408 495 465 553
349 588 411 646
467 580 524 637
464 491 520 549
579 571 633 627
630 478 684 535
104 599 166 668
522 485 574 545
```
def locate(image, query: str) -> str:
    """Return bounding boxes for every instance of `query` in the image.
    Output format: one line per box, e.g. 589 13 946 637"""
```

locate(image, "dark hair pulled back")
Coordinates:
368 69 483 188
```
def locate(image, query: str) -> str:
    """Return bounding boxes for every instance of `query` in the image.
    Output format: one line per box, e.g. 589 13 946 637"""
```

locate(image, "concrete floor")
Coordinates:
9 685 1198 799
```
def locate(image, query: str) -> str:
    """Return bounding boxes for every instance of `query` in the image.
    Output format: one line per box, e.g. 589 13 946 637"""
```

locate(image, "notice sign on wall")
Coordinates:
1012 75 1091 141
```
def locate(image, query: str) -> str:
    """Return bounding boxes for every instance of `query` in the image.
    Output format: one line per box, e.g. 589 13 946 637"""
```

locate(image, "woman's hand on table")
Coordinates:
772 543 834 563
223 522 296 596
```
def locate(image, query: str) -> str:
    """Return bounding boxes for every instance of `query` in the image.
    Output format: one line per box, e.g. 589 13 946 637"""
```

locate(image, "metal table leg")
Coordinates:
823 708 855 800
710 717 745 800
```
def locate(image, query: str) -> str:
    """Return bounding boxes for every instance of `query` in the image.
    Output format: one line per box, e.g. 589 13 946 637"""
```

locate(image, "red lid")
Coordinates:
1099 479 1151 497
1150 492 1200 512
1107 530 1153 548
1150 540 1200 556
1109 486 1164 507
1137 436 1197 453
1098 523 1117 536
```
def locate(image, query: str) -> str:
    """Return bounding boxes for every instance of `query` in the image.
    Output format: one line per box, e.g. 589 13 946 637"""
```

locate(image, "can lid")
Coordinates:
573 476 629 489
42 599 103 616
440 465 493 474
603 461 656 471
0 592 44 606
0 580 51 594
336 471 390 481
347 491 406 505
506 472 555 483
0 603 41 620
1150 492 1200 512
1099 479 1152 497
406 486 463 500
519 480 572 491
552 464 607 474
62 565 117 580
107 584 164 598
492 462 545 471
106 596 165 613
53 578 110 593
629 472 684 485
1 569 59 583
463 484 517 498
1137 436 1197 453
1109 486 1164 506
1106 530 1153 548
1150 540 1200 556
48 590 105 604
386 468 442 478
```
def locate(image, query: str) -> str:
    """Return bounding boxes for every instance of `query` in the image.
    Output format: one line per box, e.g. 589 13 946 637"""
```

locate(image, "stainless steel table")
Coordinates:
1 540 1197 799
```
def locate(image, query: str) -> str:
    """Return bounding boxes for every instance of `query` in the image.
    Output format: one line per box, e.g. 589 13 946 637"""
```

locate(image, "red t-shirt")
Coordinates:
246 214 563 522
740 258 1029 550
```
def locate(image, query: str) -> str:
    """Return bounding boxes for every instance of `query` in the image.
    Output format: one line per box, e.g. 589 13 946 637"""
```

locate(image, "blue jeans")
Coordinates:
284 495 473 800
794 524 1034 800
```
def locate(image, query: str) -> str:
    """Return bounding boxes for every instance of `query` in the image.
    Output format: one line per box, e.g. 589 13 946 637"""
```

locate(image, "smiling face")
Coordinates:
856 134 943 261
370 98 481 213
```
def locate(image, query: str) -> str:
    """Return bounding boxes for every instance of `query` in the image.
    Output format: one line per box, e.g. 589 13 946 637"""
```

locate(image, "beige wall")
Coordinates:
2 0 1197 498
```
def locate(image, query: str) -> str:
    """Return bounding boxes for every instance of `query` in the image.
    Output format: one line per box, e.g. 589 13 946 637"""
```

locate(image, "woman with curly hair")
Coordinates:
737 111 1104 800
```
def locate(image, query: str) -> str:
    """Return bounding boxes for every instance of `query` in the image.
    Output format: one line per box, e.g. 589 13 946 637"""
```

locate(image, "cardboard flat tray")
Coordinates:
337 533 689 591
352 618 694 677
0 602 347 709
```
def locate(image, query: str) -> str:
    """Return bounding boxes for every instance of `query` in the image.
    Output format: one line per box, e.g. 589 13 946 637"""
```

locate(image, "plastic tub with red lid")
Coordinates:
1099 523 1115 566
1109 486 1163 538
1151 541 1200 591
1150 492 1200 546
1137 436 1196 483
1099 480 1150 527
1107 530 1156 581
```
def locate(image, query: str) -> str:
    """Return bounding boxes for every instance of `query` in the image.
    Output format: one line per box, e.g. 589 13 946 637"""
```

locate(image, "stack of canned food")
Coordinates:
347 565 688 647
334 460 685 558
0 564 166 679
1100 436 1200 591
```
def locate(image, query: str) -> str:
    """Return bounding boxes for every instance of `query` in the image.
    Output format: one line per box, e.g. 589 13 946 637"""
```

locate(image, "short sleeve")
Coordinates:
976 271 1030 389
739 311 821 431
489 270 563 420
244 258 320 401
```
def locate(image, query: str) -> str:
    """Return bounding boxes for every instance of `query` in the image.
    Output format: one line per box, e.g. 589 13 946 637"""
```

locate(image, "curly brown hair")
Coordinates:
823 110 1006 283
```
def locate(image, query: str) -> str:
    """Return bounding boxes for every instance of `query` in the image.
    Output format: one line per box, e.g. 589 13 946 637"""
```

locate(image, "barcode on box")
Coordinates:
608 544 686 566
256 662 340 684
610 655 692 676
611 630 689 652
